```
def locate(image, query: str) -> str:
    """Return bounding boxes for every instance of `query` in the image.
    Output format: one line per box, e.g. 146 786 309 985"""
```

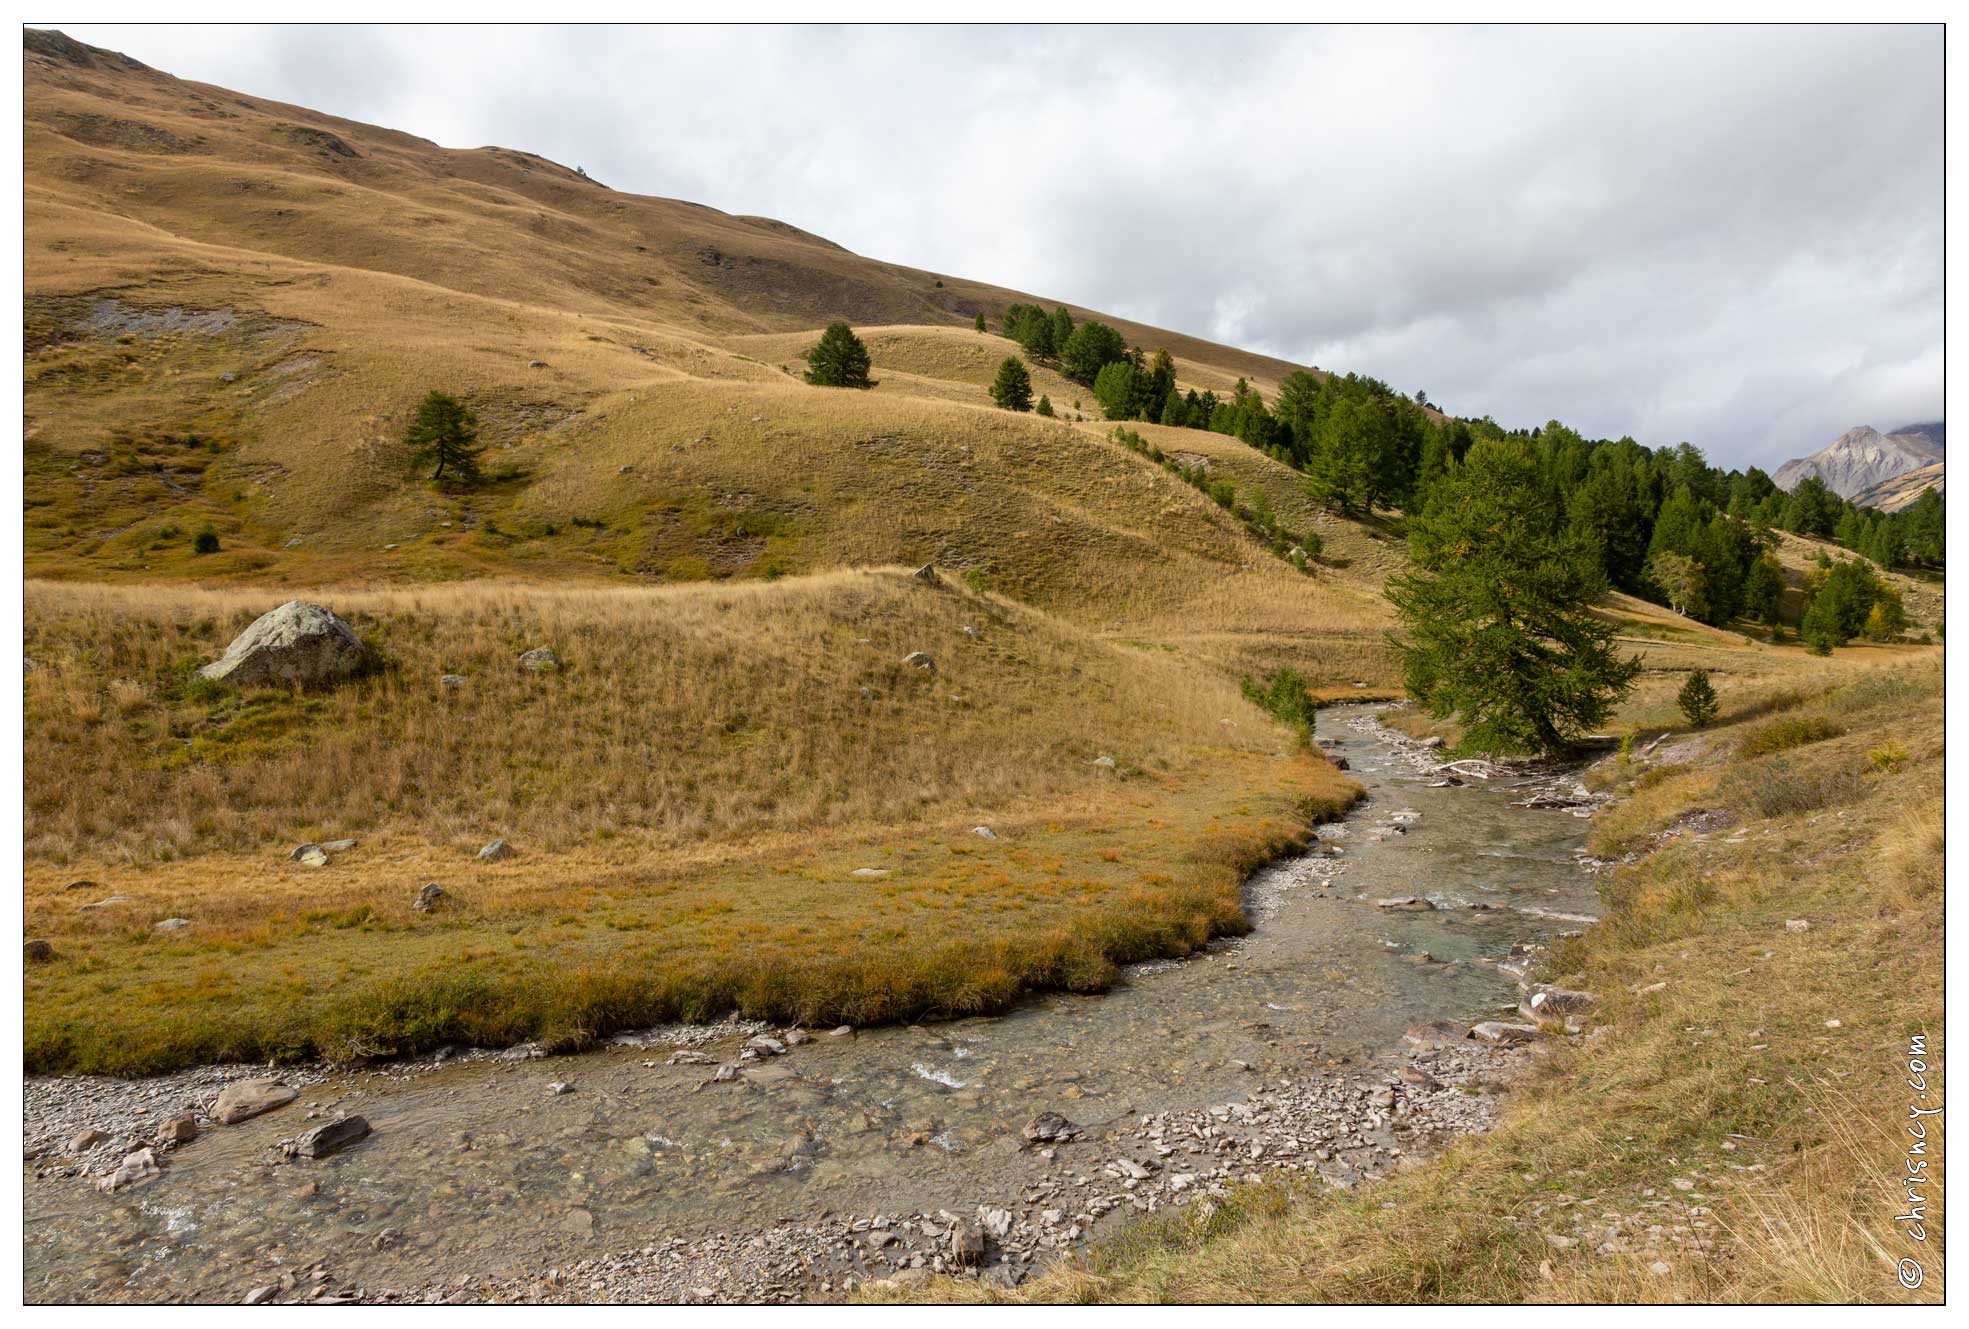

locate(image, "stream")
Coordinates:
23 705 1606 1304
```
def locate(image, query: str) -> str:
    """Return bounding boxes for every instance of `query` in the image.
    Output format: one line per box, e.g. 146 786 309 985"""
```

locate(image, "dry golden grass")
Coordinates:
880 658 1944 1305
23 569 1360 1073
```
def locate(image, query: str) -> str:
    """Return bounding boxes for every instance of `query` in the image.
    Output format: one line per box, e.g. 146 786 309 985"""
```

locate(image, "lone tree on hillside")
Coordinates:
804 322 875 388
1677 669 1720 729
991 356 1033 412
405 390 485 486
1386 438 1640 756
1035 394 1055 417
974 312 987 333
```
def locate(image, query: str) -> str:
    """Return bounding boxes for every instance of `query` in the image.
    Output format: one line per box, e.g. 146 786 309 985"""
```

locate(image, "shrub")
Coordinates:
1738 713 1843 759
1676 669 1719 728
1867 743 1909 772
1719 758 1864 819
1035 395 1054 418
193 526 220 555
1240 669 1317 745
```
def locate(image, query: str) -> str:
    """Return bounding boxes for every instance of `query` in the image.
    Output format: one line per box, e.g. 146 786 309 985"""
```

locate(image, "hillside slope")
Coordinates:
24 27 1393 677
1850 459 1944 512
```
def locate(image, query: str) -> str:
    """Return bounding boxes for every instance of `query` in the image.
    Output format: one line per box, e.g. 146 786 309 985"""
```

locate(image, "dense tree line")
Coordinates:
982 308 1942 646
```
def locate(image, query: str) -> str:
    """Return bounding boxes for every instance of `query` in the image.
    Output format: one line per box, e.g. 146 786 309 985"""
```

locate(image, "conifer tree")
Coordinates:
991 356 1032 412
405 390 485 486
1677 669 1720 728
974 312 986 333
1035 395 1054 417
804 322 875 388
1386 439 1639 755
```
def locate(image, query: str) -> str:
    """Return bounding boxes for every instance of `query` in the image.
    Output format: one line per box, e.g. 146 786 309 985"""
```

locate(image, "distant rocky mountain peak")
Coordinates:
1772 422 1943 504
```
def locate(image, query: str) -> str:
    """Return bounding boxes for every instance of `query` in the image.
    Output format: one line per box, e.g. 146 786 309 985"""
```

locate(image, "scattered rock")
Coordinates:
198 602 371 689
290 843 328 868
1521 985 1597 1023
413 883 449 913
1419 736 1446 750
830 1025 855 1039
25 939 54 963
783 1029 813 1047
440 674 467 690
69 1128 108 1152
1403 1021 1464 1049
63 879 99 892
527 359 547 369
211 1078 299 1125
972 826 998 840
1468 1021 1541 1045
518 647 561 672
154 918 190 932
1091 755 1117 770
850 867 889 879
549 1082 574 1096
284 1115 371 1159
477 839 516 862
1784 918 1810 933
99 1147 160 1192
156 1115 198 1145
745 1035 787 1058
1375 896 1436 911
912 563 939 585
948 1220 986 1267
320 838 358 853
978 1207 1013 1239
1398 1065 1442 1090
243 1286 278 1306
900 651 936 673
78 895 132 910
1022 1112 1079 1144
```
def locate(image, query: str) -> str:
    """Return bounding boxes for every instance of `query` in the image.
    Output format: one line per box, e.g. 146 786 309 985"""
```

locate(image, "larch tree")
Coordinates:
1386 438 1640 756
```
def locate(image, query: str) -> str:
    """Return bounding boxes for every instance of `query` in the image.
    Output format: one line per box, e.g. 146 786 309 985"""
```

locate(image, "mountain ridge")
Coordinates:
1771 422 1942 500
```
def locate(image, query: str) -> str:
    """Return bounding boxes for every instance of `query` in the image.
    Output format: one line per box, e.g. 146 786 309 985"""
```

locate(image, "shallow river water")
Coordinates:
23 706 1603 1303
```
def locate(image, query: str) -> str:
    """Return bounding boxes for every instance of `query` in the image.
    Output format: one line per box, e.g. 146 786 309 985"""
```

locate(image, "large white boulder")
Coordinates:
199 601 369 688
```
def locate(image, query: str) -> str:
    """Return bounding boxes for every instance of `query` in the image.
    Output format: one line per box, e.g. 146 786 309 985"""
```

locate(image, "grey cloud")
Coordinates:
66 22 1941 468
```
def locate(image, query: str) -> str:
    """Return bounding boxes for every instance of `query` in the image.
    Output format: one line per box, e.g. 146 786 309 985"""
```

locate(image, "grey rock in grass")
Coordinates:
477 839 516 862
1091 755 1117 770
210 1078 298 1125
79 895 132 910
912 562 939 584
900 651 936 673
1521 984 1597 1023
440 674 467 690
283 1114 370 1159
948 1220 986 1267
154 918 191 932
518 647 560 671
973 826 998 840
198 601 369 688
320 838 358 853
413 883 449 913
291 844 328 868
25 938 54 962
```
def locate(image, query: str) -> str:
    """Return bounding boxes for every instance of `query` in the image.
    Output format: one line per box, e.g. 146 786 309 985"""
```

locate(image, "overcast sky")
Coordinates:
65 23 1943 471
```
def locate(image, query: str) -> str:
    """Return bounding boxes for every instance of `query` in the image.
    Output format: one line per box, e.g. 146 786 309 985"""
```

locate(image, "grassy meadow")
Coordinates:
23 570 1358 1074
